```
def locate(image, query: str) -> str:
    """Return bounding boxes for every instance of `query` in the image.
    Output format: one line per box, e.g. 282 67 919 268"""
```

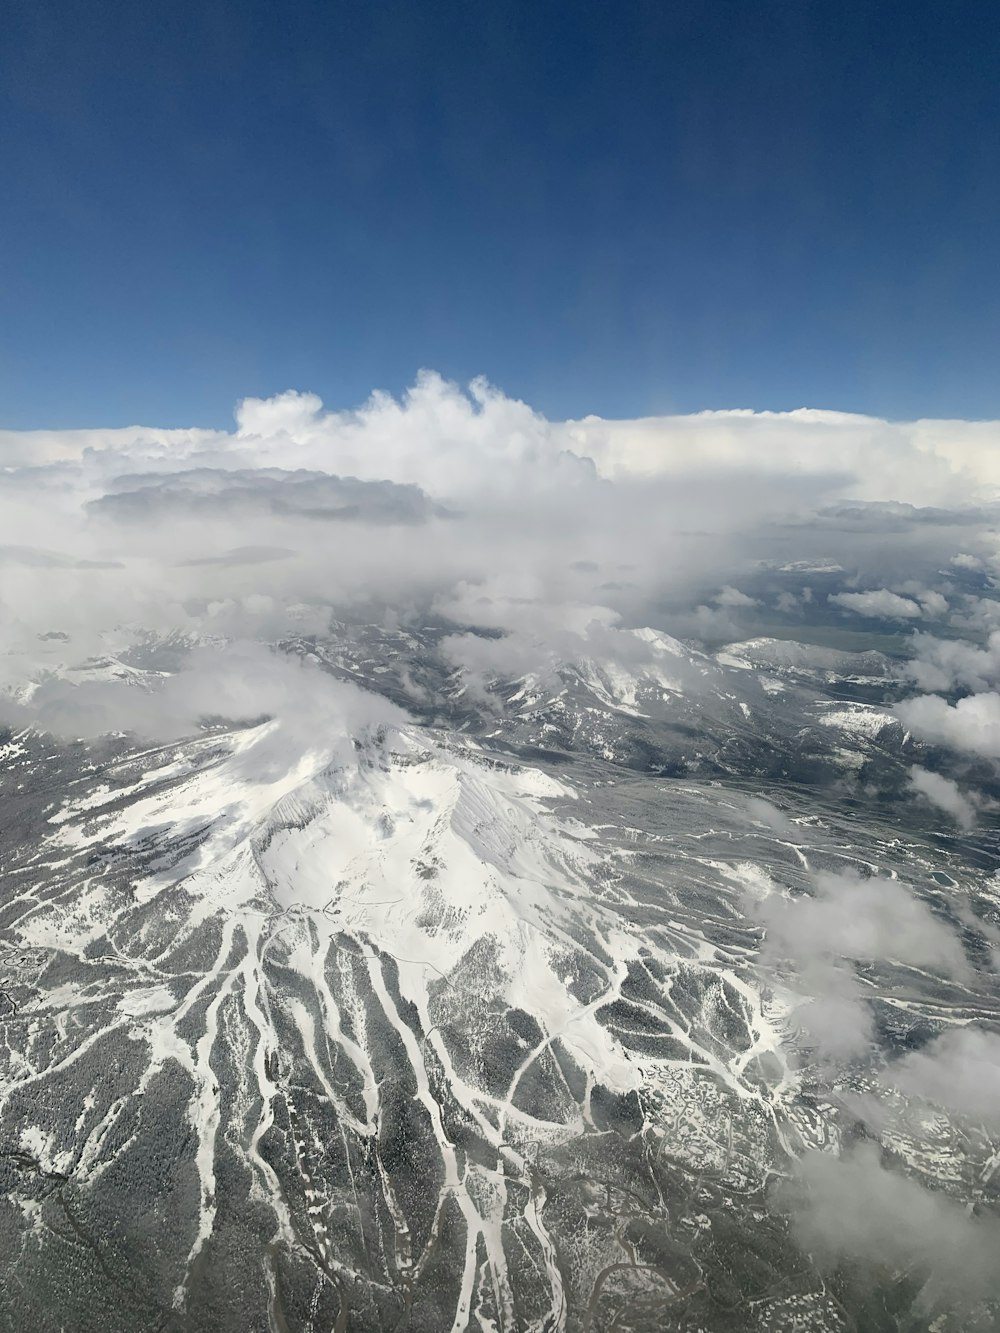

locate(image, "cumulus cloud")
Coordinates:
902 629 1000 694
829 589 923 619
950 552 984 571
908 766 981 828
894 691 1000 759
439 628 559 703
948 594 1000 636
0 375 802 691
10 384 1000 503
438 615 708 708
914 588 949 617
232 373 595 499
4 373 1000 745
714 585 758 608
562 410 1000 508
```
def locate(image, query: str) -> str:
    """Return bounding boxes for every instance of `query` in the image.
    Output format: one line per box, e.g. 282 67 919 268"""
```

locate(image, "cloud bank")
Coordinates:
2 371 1000 744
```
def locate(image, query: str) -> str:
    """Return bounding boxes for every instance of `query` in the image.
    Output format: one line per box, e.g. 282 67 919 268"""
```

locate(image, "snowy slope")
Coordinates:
1 625 998 1331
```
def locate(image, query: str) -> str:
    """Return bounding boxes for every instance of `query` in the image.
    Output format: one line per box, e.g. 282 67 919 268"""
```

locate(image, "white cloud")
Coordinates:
9 392 1000 506
4 374 1000 734
439 628 559 703
233 372 592 500
562 408 1000 506
902 629 1000 694
829 589 923 619
908 766 980 829
894 691 1000 758
915 589 949 617
235 388 325 437
792 968 875 1060
0 642 403 776
745 869 966 1063
0 424 225 469
714 585 758 608
950 595 1000 636
756 870 965 974
783 1143 1000 1308
886 1027 1000 1121
742 796 797 839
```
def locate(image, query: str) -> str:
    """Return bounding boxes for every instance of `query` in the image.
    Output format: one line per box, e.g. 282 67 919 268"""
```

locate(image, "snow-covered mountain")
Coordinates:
1 621 998 1331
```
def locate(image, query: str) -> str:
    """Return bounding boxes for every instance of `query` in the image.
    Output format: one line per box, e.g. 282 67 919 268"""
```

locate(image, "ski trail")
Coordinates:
363 944 483 1333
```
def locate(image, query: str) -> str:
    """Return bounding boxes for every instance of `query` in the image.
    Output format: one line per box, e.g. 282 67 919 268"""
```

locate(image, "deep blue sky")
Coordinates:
2 0 998 428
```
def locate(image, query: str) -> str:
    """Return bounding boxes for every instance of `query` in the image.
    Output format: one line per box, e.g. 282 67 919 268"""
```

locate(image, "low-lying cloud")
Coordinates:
0 642 404 776
895 691 1000 759
903 628 1000 694
746 869 967 1062
755 870 965 975
908 765 984 828
830 588 925 619
886 1026 1000 1121
781 1143 1000 1310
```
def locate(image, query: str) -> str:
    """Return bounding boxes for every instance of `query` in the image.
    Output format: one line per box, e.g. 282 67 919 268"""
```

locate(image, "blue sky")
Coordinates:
2 0 998 428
